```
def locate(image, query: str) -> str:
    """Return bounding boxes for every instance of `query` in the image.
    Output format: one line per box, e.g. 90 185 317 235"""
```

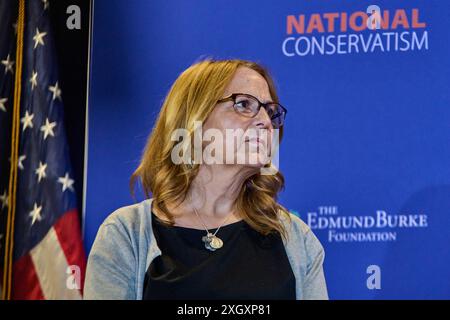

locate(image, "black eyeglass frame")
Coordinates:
217 93 287 128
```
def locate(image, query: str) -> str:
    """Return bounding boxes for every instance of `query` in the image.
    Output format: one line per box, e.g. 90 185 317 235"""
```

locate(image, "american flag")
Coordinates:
0 0 86 299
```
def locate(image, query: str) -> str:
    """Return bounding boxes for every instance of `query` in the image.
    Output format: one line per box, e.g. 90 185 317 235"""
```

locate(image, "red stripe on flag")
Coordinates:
12 254 45 300
53 209 87 295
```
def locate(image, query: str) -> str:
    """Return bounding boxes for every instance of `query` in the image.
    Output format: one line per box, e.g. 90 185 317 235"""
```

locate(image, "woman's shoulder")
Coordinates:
89 198 155 256
88 198 154 260
100 198 154 232
279 209 312 238
279 209 325 261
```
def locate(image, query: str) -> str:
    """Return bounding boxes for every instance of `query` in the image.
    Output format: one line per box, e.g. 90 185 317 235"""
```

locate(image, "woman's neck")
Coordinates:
168 164 257 226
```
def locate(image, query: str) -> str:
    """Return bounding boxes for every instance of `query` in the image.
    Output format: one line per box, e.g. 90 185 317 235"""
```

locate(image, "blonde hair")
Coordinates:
130 58 291 241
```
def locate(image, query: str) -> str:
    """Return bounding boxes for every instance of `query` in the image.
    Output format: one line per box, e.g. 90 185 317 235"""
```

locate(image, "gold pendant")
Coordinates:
210 236 223 249
202 233 223 251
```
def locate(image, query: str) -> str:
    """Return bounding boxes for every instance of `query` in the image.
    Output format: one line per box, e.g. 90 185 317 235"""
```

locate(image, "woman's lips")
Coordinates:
245 137 267 147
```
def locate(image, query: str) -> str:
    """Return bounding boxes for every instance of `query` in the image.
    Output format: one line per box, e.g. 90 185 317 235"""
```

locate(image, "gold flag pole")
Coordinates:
2 0 25 301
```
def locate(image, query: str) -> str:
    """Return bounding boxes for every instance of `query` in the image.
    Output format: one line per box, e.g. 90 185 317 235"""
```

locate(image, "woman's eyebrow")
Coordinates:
245 93 273 104
259 97 274 104
237 91 273 104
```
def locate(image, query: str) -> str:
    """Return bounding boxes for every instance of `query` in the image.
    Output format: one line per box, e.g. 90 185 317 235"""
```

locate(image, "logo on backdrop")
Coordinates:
282 5 429 57
292 206 428 242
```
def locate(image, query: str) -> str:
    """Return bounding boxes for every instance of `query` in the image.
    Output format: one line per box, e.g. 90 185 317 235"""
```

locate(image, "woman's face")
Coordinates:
201 66 274 168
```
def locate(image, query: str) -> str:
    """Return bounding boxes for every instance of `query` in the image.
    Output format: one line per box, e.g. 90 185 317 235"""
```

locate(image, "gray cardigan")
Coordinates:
84 198 328 300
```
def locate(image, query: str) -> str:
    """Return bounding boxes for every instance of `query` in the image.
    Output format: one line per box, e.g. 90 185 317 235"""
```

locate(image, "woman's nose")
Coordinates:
254 107 273 129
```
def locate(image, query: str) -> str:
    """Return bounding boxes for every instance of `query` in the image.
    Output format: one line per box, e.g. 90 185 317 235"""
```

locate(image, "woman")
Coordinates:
84 58 328 300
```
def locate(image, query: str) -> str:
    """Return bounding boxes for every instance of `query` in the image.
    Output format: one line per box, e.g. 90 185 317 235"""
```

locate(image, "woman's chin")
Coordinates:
244 151 271 168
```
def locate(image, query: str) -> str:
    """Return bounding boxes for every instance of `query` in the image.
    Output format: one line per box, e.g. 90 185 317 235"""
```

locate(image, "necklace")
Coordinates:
192 206 233 251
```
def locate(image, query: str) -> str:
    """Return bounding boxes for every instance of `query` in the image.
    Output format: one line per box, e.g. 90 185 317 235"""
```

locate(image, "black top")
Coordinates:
142 212 296 300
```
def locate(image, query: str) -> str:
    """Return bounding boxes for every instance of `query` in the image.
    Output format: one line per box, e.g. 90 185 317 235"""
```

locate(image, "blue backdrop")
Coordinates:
84 0 450 299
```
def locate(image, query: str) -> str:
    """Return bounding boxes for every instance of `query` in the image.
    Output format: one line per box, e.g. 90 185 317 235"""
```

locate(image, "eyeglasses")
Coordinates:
217 93 287 128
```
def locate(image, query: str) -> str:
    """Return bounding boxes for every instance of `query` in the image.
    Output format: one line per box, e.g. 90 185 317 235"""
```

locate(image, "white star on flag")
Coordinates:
12 21 18 35
1 54 14 74
49 81 62 101
42 0 49 10
58 173 75 192
35 161 47 183
0 97 7 112
30 71 38 90
7 154 27 170
40 118 57 140
21 110 34 131
33 28 47 49
0 190 8 209
29 203 43 226
18 154 26 170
